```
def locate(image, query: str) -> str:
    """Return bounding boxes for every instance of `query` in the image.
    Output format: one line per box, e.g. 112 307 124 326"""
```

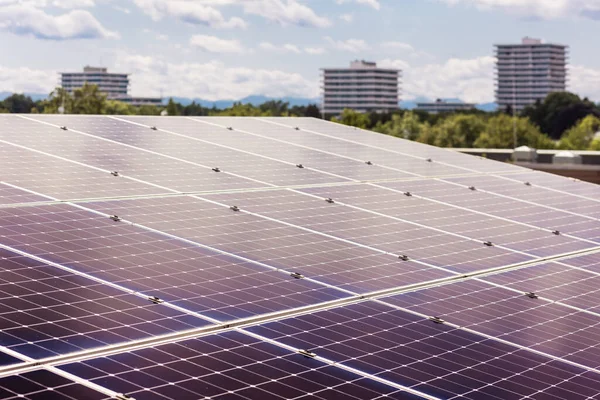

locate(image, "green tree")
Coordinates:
259 100 289 116
558 115 600 150
72 83 106 114
474 114 555 149
2 93 35 113
137 105 162 115
104 100 137 115
432 114 487 148
304 104 321 118
522 92 600 139
166 98 180 116
374 112 424 140
41 87 73 114
332 109 370 129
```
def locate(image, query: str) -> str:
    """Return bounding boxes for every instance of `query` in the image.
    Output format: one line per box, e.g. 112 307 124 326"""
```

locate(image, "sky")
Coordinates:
1 0 600 103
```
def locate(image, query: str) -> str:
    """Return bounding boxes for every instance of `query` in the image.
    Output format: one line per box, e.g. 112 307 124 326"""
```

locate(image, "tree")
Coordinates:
429 114 487 148
137 105 162 115
332 109 370 129
72 83 106 114
374 112 424 140
259 100 289 116
166 98 180 116
104 100 137 115
558 115 600 150
41 87 73 114
521 92 600 139
2 94 35 113
474 114 555 149
304 104 321 118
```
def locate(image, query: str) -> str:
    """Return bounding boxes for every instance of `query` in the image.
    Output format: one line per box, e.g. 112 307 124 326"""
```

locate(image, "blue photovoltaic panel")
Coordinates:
379 179 600 243
0 145 165 201
382 280 600 369
0 248 208 359
25 115 348 188
0 370 109 400
256 117 523 174
246 301 600 400
0 184 47 206
0 204 349 322
60 330 422 400
84 195 454 292
0 117 266 195
482 260 600 313
446 175 600 219
118 116 417 182
198 117 475 178
2 115 600 400
498 170 600 198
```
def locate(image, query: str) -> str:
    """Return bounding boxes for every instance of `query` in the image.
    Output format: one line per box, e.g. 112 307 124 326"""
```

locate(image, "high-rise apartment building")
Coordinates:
60 66 162 106
321 60 401 115
495 37 568 112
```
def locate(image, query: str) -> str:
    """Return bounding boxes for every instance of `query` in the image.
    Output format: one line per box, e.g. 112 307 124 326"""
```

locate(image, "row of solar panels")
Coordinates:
0 115 599 400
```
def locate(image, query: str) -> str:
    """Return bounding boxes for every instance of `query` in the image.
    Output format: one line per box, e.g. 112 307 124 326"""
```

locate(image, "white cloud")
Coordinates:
114 52 318 100
569 65 600 101
0 64 57 93
0 4 118 40
260 42 303 53
133 0 247 28
189 34 244 53
242 0 331 27
439 0 600 19
339 13 353 22
335 0 380 10
325 36 368 52
52 0 94 8
381 56 496 103
382 41 414 51
113 5 130 13
305 46 326 55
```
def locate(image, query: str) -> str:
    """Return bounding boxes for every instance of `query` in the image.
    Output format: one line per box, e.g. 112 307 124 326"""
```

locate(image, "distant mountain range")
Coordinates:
0 91 498 112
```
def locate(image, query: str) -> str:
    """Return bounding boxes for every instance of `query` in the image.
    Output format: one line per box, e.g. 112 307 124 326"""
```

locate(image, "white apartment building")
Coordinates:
60 66 162 106
495 37 568 112
321 60 401 115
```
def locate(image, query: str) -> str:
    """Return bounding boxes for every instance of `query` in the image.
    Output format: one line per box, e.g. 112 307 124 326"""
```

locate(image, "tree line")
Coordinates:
2 84 599 150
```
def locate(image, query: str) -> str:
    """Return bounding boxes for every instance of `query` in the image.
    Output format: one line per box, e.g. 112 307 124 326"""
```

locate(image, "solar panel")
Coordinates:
1 114 600 400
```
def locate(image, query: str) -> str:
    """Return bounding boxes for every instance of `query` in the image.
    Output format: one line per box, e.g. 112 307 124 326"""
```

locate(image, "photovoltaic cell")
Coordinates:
380 179 600 242
0 117 266 195
256 117 522 174
446 175 600 219
84 195 454 292
0 145 164 201
561 253 600 274
499 170 600 198
25 115 348 187
382 280 600 369
119 116 417 182
199 117 475 178
59 330 422 400
0 248 208 359
0 369 109 400
0 184 47 206
246 301 600 400
482 261 600 313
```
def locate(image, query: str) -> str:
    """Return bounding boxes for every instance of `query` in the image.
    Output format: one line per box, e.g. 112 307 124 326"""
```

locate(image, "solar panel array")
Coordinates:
1 114 599 400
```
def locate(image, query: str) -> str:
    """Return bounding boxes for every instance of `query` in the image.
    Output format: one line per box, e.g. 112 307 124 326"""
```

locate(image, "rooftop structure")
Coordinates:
495 37 568 112
321 60 401 115
60 66 162 106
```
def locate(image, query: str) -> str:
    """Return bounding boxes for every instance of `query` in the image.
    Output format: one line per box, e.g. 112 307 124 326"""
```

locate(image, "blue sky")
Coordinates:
1 0 600 103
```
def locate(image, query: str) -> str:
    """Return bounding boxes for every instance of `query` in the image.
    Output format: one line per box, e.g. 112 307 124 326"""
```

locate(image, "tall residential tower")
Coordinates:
321 60 401 116
495 37 568 112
